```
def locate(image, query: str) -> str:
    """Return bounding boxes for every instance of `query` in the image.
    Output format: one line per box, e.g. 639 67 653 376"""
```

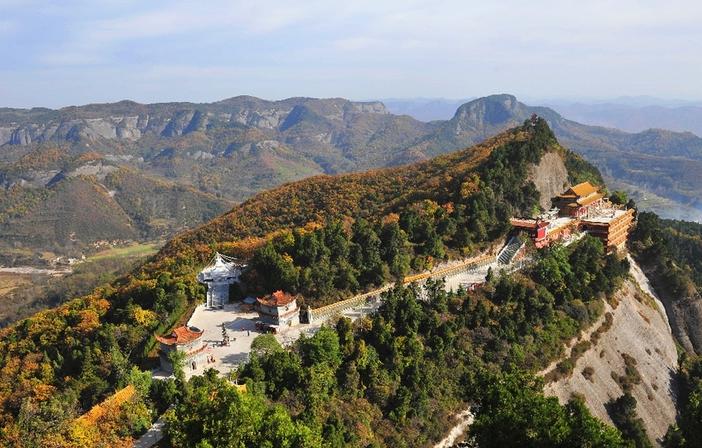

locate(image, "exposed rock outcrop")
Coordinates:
0 97 392 146
634 259 702 355
528 151 569 210
544 265 678 445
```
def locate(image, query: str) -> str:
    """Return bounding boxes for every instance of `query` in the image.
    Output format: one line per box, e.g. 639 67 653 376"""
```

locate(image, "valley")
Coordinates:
0 241 160 326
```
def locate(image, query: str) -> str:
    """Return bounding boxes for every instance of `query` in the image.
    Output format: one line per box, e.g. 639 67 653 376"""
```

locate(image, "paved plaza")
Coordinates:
442 261 495 291
183 303 258 378
154 295 384 379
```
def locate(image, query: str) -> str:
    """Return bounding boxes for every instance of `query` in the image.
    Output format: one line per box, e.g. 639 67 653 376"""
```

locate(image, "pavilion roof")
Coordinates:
257 290 296 307
199 252 241 277
559 181 599 199
576 192 604 207
156 326 203 346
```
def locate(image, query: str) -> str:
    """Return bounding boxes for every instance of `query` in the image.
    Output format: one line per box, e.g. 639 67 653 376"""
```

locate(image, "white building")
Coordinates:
197 252 243 309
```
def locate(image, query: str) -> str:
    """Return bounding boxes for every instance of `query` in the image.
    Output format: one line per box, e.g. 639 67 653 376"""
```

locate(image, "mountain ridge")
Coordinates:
1 93 701 261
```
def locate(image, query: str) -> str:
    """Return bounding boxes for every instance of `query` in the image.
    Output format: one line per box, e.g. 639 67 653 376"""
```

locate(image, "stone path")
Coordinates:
434 408 473 448
133 415 166 448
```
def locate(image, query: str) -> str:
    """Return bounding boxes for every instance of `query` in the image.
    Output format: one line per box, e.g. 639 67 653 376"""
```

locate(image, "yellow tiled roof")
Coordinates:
577 192 604 207
568 182 598 197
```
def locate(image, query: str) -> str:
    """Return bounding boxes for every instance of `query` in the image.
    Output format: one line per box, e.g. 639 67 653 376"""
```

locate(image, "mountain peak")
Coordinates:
453 94 522 121
443 94 529 139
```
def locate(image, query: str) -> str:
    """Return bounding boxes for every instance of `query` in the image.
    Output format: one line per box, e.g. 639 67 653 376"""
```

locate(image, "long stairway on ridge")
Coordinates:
497 236 524 265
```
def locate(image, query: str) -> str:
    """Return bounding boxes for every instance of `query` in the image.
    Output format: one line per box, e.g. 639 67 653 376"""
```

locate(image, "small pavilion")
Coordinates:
156 325 207 373
256 290 300 328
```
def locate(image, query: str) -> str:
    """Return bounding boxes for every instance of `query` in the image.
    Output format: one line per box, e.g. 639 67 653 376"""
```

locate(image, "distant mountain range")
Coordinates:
546 101 702 136
382 97 702 136
1 93 701 262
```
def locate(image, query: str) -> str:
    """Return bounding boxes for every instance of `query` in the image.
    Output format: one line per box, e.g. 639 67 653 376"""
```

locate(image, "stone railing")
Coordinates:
306 253 496 324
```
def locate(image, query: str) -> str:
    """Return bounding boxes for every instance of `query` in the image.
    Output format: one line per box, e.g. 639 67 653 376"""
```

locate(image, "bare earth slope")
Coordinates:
544 263 678 444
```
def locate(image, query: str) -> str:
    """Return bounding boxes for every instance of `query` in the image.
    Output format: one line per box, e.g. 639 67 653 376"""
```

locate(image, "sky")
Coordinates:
0 0 701 108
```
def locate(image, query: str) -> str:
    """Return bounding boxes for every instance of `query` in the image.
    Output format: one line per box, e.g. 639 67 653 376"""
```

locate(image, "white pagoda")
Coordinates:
197 252 243 308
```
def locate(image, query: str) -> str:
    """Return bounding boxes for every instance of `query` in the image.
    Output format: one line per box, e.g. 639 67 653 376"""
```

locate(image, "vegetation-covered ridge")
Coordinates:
0 119 601 446
166 235 631 447
162 117 597 260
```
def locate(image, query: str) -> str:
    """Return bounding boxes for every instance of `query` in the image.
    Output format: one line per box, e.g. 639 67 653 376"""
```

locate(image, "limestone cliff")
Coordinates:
0 97 392 146
544 259 678 445
527 150 569 211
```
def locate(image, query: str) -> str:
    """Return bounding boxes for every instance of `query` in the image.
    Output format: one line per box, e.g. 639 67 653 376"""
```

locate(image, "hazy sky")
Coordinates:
1 0 700 108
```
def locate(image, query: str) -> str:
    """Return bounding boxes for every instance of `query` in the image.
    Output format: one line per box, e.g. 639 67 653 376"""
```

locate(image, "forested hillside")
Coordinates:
172 235 630 447
0 119 635 447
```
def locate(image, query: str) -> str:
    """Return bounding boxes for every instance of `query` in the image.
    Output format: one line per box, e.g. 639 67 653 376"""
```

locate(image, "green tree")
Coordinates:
299 326 342 369
252 241 300 292
350 218 387 286
607 393 652 448
251 334 284 358
471 371 627 448
609 191 628 205
166 370 322 447
380 221 411 279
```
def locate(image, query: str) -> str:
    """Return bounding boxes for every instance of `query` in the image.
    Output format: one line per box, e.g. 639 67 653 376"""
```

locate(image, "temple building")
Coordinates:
509 215 577 249
156 325 207 373
553 181 604 218
580 208 636 250
197 252 243 309
256 290 300 328
511 182 635 252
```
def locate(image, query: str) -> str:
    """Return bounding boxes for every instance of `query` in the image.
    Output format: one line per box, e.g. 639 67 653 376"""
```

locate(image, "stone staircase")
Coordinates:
497 236 524 265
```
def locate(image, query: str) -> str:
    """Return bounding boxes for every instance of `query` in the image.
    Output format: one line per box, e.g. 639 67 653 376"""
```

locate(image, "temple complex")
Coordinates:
510 212 577 249
197 252 243 309
156 325 208 374
511 182 635 252
256 290 300 328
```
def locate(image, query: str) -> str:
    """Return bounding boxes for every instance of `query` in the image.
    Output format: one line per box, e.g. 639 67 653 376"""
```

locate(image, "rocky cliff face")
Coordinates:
527 150 569 210
0 97 391 146
544 260 678 445
640 268 702 355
